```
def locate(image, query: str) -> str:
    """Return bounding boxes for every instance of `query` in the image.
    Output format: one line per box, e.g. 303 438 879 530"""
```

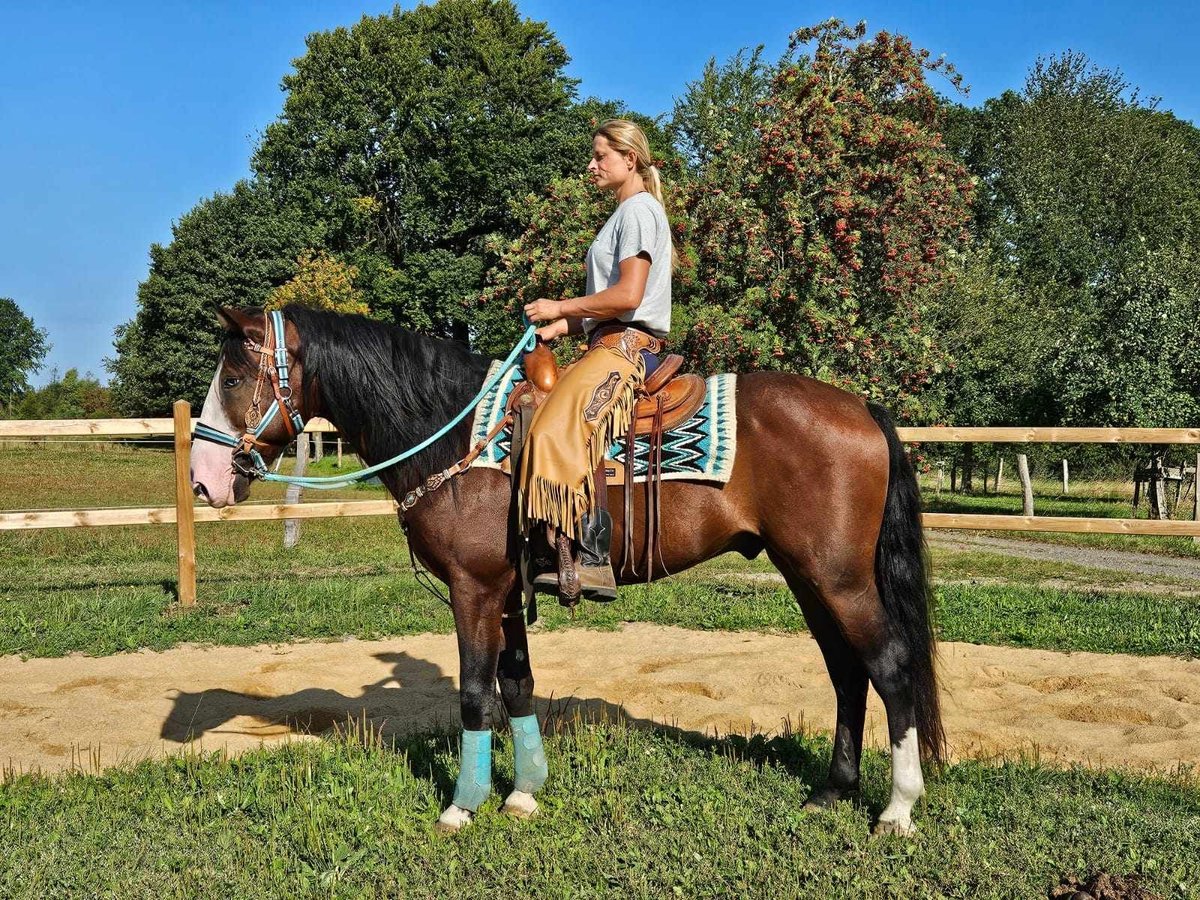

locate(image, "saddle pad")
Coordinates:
468 363 737 484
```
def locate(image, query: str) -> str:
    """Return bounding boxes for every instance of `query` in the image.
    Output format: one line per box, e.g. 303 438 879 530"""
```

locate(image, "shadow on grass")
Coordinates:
160 649 832 806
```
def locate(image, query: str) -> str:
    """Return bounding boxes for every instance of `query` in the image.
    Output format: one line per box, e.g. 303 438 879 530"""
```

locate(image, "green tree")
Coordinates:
670 46 777 170
1052 247 1200 428
0 298 50 413
108 180 320 415
939 52 1200 427
266 250 369 316
10 369 113 420
253 0 589 341
481 22 974 421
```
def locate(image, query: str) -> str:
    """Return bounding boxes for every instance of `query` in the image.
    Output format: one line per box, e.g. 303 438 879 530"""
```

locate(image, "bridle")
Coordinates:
193 310 305 480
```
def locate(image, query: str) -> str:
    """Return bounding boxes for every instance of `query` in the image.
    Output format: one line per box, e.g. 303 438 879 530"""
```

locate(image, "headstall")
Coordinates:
193 309 305 479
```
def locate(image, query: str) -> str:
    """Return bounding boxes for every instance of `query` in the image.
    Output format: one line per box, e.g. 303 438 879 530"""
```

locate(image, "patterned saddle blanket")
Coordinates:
468 364 738 485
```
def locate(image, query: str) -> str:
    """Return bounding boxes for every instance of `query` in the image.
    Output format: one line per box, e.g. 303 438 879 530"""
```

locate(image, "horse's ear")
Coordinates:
216 306 264 342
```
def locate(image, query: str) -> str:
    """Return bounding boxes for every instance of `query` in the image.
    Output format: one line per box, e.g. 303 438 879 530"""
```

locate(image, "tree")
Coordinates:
670 46 777 171
1052 247 1200 428
0 298 50 412
734 20 973 418
939 52 1200 428
108 180 321 415
481 22 974 422
9 369 113 419
266 250 369 315
253 0 588 341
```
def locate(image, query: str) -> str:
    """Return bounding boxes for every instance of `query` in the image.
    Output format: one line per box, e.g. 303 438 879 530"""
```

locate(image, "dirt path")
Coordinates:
928 532 1200 581
3 624 1199 777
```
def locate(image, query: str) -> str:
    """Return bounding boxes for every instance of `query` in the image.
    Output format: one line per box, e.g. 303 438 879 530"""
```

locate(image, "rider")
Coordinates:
520 119 674 600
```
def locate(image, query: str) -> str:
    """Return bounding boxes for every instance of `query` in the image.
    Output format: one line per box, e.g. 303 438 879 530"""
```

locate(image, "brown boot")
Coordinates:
530 527 561 595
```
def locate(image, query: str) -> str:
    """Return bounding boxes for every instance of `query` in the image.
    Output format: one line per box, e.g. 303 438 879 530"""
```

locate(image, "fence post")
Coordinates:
284 432 310 549
173 400 197 608
1062 458 1069 495
1194 451 1199 546
1017 453 1035 517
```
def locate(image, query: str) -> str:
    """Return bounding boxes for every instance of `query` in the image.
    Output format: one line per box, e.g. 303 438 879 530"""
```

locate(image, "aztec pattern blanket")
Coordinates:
468 363 738 484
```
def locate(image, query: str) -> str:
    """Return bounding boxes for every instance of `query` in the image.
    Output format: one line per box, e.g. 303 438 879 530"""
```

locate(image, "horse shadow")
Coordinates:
160 650 832 801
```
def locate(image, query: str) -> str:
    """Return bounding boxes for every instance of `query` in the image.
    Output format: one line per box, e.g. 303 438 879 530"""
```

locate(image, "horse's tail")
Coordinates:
866 402 946 767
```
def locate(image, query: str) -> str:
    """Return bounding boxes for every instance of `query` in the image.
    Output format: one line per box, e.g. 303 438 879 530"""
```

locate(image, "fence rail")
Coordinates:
3 411 1199 605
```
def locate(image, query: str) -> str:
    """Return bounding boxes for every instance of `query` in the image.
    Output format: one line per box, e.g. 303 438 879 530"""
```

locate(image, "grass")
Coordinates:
3 446 1200 659
4 536 1200 658
920 476 1200 558
1 720 1197 899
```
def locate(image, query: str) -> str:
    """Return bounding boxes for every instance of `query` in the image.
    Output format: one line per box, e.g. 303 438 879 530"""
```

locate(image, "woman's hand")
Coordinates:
523 298 563 323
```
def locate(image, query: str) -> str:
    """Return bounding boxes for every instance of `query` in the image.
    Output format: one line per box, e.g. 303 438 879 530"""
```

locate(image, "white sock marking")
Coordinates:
877 726 923 832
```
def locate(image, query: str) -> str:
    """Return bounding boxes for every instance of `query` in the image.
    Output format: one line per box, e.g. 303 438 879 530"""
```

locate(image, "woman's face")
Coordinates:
588 135 635 192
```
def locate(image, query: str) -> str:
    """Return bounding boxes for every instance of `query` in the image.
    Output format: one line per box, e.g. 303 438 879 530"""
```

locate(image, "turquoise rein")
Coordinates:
197 311 549 813
194 312 537 491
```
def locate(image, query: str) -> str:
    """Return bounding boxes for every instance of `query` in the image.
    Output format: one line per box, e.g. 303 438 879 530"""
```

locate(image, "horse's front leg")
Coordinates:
436 579 505 833
497 591 546 819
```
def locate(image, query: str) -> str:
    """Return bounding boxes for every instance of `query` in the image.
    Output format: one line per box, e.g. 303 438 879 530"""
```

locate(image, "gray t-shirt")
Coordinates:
583 192 672 338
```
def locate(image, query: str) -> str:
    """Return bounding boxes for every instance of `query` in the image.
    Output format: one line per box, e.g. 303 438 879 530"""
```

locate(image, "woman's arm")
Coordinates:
524 254 651 334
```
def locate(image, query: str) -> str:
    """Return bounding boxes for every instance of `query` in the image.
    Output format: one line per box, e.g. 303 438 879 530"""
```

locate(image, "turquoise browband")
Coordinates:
194 310 537 490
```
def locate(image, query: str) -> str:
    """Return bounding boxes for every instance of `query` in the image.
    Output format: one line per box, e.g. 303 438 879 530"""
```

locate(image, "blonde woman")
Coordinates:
520 119 674 600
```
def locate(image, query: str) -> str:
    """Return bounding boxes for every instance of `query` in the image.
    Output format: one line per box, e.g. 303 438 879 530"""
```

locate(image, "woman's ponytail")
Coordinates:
594 119 677 271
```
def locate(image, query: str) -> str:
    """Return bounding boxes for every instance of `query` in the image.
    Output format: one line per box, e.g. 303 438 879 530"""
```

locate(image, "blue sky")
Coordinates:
2 0 1196 384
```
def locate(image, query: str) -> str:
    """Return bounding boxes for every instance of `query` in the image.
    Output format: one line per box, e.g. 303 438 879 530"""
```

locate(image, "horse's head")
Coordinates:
191 307 310 508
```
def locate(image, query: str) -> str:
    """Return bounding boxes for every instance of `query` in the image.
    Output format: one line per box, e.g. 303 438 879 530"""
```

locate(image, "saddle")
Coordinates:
506 340 706 435
507 333 701 605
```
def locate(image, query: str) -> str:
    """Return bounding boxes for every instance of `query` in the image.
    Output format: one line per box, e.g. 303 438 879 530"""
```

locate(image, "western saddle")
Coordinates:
506 341 706 435
507 338 706 610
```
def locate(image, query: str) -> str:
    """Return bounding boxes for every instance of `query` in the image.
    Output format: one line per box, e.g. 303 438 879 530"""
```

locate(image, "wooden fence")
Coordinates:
2 406 1200 606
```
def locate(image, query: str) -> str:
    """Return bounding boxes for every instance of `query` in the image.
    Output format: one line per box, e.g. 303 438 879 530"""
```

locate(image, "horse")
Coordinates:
190 304 944 836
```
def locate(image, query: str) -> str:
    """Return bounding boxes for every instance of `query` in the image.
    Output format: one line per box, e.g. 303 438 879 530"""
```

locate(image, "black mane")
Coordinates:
279 305 494 497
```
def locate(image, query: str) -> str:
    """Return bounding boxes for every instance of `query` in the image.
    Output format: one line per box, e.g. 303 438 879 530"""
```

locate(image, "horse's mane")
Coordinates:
276 305 493 497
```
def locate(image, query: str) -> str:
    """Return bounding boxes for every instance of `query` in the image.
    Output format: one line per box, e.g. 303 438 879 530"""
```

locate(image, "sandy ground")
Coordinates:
3 623 1199 777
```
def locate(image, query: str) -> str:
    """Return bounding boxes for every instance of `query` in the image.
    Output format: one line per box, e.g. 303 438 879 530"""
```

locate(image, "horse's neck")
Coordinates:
309 329 490 494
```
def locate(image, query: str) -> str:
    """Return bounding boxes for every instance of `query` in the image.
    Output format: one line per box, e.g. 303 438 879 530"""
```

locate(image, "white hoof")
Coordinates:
502 790 539 819
871 817 916 838
435 804 473 833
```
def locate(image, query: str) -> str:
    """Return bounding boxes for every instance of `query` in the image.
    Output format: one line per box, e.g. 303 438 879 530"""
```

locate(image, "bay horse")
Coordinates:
190 305 944 836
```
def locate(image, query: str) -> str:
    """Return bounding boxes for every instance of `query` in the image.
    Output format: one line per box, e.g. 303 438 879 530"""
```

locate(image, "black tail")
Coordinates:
866 402 945 766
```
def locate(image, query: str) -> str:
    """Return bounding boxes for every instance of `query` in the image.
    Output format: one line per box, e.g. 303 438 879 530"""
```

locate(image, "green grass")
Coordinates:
922 482 1200 558
1 721 1196 899
3 446 1200 659
4 540 1200 658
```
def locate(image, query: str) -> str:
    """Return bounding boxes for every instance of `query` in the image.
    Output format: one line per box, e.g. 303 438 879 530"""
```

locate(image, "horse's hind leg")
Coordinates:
771 561 869 809
496 597 547 819
816 578 926 837
774 557 925 835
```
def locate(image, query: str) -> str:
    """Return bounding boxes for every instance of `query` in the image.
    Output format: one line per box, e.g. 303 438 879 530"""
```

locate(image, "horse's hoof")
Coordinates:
502 790 539 819
802 787 846 812
871 818 916 838
435 805 473 833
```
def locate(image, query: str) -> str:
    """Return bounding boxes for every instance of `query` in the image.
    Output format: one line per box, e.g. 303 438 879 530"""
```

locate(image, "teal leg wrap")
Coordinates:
452 729 492 812
510 714 548 794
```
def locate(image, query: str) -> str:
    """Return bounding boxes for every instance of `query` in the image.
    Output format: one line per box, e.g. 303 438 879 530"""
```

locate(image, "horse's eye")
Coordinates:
222 376 242 390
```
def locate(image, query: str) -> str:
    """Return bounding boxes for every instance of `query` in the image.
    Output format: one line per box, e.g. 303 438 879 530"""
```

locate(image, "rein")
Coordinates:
194 311 537 492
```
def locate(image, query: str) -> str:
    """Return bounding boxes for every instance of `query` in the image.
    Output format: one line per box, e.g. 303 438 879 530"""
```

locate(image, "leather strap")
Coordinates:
589 323 664 356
